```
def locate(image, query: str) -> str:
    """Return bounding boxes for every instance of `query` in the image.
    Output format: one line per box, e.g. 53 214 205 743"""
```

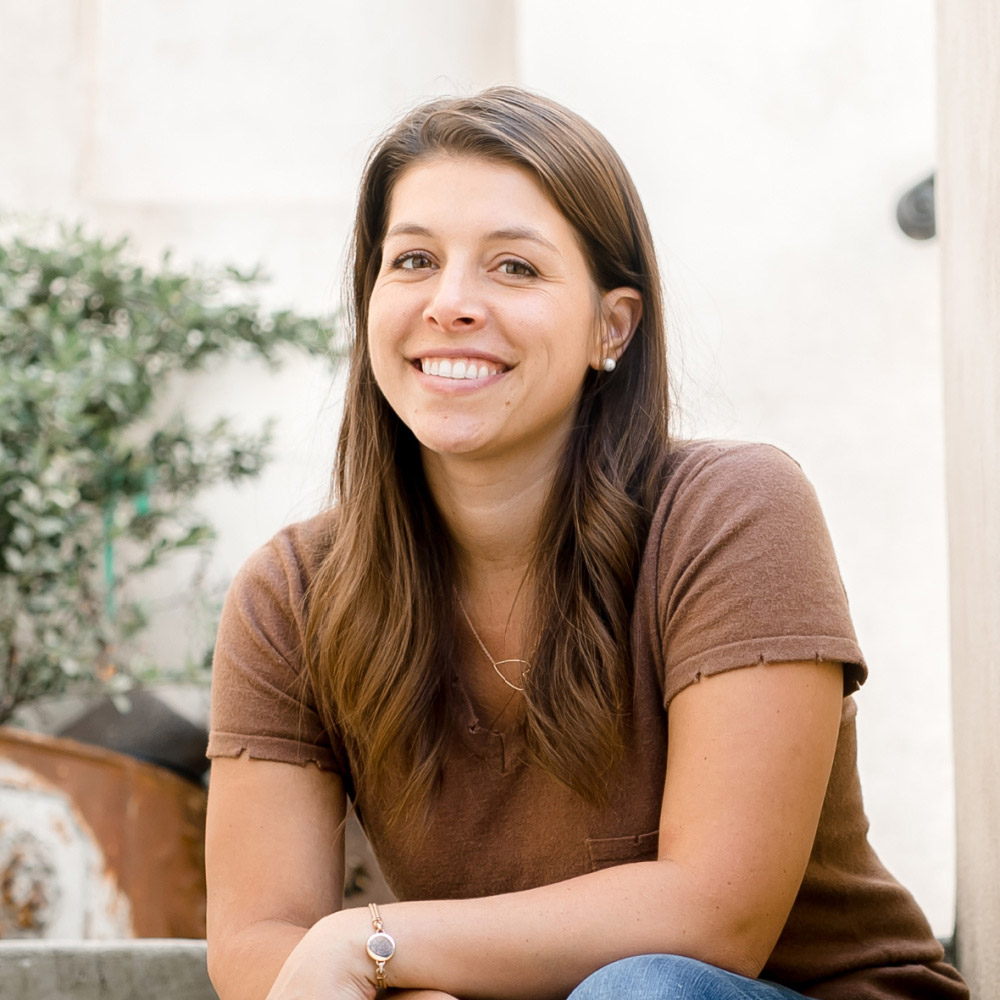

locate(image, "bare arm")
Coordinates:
205 756 346 1000
237 659 842 1000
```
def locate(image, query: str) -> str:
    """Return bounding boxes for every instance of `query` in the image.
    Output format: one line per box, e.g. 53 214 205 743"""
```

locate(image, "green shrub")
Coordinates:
0 221 338 723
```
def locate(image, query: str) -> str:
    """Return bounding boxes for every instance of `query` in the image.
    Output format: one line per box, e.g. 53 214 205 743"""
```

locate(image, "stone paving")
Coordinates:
0 940 217 1000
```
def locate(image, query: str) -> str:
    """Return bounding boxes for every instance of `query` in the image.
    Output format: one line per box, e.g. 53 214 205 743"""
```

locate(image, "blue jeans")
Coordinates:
567 955 807 999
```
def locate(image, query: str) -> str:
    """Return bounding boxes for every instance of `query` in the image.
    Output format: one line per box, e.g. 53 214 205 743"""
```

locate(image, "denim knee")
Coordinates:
568 955 715 1000
567 954 803 1000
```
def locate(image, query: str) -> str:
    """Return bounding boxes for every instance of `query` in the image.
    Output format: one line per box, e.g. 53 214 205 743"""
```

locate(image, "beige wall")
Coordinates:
938 0 1000 991
0 0 957 935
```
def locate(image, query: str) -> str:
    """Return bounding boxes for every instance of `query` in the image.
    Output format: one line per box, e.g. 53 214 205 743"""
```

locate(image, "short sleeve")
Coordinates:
654 442 867 706
207 520 343 772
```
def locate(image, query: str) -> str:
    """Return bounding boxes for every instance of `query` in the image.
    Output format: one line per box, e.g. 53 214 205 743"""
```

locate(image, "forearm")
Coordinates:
390 994 461 999
327 859 765 1000
208 919 310 1000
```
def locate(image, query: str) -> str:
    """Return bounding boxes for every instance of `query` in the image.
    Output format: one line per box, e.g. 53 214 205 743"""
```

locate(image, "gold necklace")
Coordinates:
454 589 531 693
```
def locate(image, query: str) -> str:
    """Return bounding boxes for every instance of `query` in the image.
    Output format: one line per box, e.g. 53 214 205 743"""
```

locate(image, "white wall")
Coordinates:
0 0 953 934
515 0 951 934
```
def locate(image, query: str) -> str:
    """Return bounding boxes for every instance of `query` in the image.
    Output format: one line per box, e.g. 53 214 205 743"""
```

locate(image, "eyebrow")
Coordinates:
384 223 560 255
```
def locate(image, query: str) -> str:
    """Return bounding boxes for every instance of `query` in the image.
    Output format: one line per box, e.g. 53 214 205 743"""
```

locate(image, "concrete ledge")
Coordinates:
0 940 218 1000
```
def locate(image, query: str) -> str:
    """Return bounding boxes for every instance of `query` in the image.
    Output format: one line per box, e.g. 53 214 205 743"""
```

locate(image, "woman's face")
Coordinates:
367 155 611 469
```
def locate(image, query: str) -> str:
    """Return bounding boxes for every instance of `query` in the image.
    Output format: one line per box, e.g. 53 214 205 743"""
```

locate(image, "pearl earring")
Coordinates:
602 357 617 372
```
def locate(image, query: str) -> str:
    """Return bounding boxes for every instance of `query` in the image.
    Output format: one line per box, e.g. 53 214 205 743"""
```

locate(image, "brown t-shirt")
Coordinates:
207 440 967 999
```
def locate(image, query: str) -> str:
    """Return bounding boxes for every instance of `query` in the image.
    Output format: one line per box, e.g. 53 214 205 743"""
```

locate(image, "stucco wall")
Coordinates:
938 0 1000 989
0 0 954 934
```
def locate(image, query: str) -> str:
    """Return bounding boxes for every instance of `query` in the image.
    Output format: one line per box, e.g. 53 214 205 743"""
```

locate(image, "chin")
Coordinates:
417 435 489 458
411 423 495 458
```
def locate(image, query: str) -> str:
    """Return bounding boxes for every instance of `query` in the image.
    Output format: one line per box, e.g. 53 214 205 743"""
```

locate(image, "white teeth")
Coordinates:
418 357 503 381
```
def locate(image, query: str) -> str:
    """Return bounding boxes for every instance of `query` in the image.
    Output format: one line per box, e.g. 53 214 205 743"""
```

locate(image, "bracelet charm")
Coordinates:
365 902 396 990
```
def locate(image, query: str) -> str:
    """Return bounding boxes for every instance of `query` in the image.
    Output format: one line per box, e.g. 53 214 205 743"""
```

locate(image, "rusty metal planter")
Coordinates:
0 727 206 939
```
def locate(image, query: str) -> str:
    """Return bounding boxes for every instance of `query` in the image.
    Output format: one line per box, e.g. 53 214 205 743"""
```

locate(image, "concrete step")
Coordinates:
0 940 218 1000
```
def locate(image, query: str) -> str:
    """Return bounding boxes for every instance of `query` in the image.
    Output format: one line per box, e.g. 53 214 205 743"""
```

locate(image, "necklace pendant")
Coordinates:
455 589 531 693
493 658 531 693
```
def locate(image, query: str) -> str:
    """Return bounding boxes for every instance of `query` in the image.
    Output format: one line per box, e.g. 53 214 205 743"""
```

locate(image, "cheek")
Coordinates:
365 321 396 402
367 290 415 352
367 341 403 412
366 300 399 369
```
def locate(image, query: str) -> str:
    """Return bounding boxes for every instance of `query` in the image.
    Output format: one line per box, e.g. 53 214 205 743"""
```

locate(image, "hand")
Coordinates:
264 910 376 1000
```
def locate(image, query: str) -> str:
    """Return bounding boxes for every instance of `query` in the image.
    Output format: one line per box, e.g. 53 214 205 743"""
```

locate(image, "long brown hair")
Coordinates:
305 87 671 824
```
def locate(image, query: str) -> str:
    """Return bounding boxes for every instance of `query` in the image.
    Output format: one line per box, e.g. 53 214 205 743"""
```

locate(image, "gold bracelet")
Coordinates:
365 902 396 990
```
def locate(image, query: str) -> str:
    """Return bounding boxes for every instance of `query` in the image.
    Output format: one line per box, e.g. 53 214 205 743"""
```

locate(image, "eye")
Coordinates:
497 258 537 277
392 251 435 271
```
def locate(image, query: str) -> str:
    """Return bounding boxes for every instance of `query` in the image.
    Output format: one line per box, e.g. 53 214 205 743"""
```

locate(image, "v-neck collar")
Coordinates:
450 670 526 774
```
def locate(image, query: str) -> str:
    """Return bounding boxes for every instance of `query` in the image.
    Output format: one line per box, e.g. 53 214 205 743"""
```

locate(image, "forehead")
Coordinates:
384 155 578 243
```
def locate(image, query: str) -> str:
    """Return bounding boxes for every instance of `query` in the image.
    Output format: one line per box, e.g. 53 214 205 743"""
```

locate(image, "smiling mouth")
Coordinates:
416 357 507 381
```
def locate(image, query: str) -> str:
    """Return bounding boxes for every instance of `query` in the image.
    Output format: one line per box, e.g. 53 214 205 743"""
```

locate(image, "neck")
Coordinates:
421 438 566 588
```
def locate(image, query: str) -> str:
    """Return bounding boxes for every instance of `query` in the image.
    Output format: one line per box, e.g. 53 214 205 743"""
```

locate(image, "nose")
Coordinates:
422 262 486 332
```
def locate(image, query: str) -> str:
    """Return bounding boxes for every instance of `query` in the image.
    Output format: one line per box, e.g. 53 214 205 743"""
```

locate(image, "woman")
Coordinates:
205 87 967 1000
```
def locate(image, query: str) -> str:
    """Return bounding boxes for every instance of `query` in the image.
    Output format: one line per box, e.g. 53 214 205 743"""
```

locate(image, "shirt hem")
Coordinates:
206 731 338 771
663 634 867 706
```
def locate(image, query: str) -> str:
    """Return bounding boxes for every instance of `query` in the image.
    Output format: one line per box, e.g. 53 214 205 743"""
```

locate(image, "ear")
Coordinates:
591 287 643 370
